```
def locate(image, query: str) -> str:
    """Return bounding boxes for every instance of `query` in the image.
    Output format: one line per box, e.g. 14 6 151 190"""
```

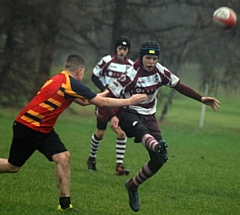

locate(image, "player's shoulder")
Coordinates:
50 71 67 82
155 62 170 73
95 54 112 66
126 58 134 65
101 54 114 62
125 64 137 79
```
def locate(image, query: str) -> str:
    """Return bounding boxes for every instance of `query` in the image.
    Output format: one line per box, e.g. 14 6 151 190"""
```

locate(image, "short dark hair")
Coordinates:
64 54 85 72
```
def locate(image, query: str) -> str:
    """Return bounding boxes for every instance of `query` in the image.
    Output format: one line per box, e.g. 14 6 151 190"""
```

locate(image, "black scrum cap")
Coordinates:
140 41 160 59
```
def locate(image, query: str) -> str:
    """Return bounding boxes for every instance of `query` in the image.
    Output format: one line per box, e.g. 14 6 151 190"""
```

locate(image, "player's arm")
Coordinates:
91 74 105 92
174 82 220 111
74 98 91 106
97 89 109 97
89 93 147 108
173 81 202 101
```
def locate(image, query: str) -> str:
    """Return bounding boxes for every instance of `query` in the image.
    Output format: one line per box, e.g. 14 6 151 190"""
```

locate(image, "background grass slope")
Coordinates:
0 95 239 215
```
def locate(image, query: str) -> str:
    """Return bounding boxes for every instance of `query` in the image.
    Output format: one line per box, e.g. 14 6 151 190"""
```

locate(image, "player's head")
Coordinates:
114 36 131 60
64 54 86 81
140 41 160 72
140 41 160 60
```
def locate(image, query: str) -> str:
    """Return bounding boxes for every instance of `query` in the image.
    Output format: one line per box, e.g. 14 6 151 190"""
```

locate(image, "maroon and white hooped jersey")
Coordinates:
93 52 133 87
108 59 180 115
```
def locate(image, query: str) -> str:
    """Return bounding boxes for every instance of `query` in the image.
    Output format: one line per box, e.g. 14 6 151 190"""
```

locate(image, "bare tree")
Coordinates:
0 0 239 108
34 0 63 93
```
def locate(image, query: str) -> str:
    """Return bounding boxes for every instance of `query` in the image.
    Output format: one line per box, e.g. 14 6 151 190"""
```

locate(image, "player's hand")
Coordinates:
97 89 109 97
129 94 147 105
110 116 119 130
110 116 126 137
201 97 220 111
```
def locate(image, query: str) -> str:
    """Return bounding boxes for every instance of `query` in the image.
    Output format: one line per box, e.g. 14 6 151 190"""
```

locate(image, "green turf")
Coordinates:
0 96 239 215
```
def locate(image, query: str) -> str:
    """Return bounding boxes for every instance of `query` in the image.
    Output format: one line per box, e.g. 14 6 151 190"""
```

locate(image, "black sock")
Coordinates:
59 196 71 209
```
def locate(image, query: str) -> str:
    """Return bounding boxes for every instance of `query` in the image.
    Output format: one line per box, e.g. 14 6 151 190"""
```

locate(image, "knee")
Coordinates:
63 151 71 162
117 131 126 139
11 166 21 173
95 130 105 139
135 123 149 142
114 128 126 139
52 151 71 164
148 154 166 173
8 163 21 173
149 159 165 173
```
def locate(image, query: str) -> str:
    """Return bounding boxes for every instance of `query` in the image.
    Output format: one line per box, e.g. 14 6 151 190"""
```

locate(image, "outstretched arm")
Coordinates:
174 82 220 111
97 89 109 97
174 82 202 102
201 97 220 111
90 93 147 108
74 98 91 106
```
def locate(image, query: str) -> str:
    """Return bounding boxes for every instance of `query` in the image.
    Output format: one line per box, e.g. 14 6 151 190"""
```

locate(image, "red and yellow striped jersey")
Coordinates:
16 71 96 133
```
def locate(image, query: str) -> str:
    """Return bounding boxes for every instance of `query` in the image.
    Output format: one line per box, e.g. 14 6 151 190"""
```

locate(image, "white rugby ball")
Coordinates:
213 7 237 28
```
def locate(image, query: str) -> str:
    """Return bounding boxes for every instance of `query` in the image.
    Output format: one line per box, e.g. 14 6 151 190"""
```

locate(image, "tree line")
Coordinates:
0 0 239 107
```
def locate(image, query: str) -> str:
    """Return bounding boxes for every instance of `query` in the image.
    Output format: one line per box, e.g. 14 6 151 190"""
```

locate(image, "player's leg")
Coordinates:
0 121 37 173
128 141 167 189
87 106 110 171
53 152 77 211
91 129 105 159
119 112 167 211
125 148 166 212
52 151 70 196
0 159 20 173
112 126 129 175
52 151 74 210
53 152 78 211
118 112 142 211
38 129 77 211
125 114 168 183
87 119 107 171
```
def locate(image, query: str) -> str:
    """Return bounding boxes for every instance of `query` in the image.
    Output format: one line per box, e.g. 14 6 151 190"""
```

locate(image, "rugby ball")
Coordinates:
213 7 237 28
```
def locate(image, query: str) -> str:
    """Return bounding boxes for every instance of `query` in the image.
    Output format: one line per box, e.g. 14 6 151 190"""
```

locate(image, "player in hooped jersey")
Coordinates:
0 55 147 211
86 36 134 175
107 41 220 212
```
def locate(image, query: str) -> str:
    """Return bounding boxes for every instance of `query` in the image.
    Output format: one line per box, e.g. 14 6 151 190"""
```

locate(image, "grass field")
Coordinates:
0 95 239 215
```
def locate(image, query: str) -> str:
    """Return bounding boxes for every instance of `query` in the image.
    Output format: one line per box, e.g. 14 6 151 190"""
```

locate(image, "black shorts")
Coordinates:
96 118 108 130
118 110 162 142
8 121 67 167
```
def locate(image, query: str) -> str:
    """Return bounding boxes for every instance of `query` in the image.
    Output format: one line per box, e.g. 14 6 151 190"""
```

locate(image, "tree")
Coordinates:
34 0 63 93
0 0 239 108
0 0 63 105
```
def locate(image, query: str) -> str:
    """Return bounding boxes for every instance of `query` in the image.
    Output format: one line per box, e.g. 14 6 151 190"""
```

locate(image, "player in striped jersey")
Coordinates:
107 41 220 212
0 54 147 211
87 36 134 175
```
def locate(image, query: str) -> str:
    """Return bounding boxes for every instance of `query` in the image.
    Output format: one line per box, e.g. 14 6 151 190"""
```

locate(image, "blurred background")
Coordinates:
0 0 239 108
